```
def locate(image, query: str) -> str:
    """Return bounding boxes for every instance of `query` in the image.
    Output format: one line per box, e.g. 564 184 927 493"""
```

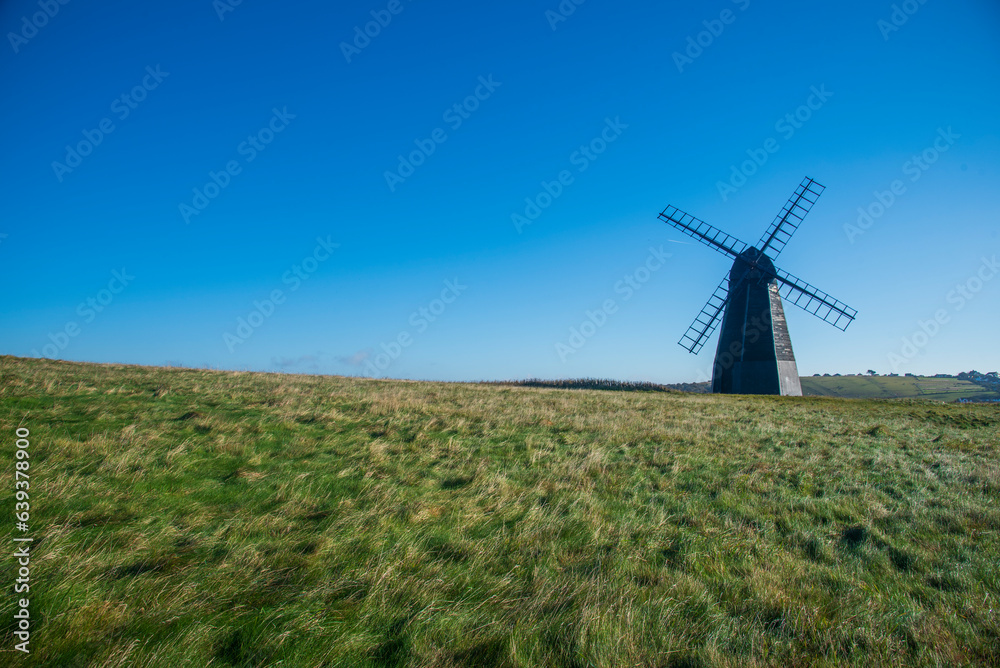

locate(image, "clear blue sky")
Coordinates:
1 0 998 382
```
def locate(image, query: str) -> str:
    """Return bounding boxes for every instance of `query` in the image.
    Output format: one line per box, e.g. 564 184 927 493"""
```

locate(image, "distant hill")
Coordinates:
801 375 1000 402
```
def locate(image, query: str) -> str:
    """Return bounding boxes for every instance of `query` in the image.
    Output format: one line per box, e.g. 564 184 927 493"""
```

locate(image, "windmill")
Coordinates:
658 177 857 396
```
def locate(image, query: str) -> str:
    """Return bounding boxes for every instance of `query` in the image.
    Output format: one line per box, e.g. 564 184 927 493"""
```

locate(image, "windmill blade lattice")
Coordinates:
678 258 759 354
773 268 857 330
757 177 826 259
658 206 749 260
678 275 730 354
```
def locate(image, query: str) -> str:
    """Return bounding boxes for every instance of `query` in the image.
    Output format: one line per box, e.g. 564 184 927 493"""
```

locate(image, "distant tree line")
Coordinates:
477 378 712 394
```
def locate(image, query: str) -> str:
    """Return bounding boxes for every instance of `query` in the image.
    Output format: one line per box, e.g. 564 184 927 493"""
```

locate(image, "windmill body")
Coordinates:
658 177 856 396
712 248 801 396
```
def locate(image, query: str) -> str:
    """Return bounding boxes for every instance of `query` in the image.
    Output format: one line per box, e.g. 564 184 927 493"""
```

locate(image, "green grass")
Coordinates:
1 355 998 667
801 375 999 402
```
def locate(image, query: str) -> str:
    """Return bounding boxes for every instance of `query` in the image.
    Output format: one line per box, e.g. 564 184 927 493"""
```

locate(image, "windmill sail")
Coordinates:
678 275 730 353
678 259 760 354
658 206 748 259
757 177 825 259
773 268 857 330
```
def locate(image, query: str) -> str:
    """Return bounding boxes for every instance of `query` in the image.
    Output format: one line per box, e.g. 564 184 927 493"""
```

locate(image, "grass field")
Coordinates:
801 375 1000 402
1 355 998 667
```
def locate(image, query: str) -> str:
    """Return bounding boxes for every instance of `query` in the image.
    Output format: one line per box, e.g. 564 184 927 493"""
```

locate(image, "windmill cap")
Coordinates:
732 247 777 283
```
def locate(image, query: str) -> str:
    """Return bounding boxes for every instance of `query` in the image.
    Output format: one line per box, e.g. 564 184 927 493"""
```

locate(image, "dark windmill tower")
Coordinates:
658 177 857 396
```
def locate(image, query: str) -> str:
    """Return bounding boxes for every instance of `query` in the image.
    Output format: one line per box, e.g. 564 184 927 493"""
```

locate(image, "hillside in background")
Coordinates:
1 355 998 667
490 375 1000 402
801 375 1000 402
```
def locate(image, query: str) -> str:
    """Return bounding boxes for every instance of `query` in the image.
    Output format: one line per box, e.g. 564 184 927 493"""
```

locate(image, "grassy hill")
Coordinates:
801 375 1000 402
1 355 998 667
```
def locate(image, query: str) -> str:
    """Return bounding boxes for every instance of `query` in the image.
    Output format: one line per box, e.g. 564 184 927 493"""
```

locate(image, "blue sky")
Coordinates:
1 0 998 382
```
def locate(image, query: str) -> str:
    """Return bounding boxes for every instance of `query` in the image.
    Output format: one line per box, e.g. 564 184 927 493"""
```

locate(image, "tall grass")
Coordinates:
1 355 998 667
